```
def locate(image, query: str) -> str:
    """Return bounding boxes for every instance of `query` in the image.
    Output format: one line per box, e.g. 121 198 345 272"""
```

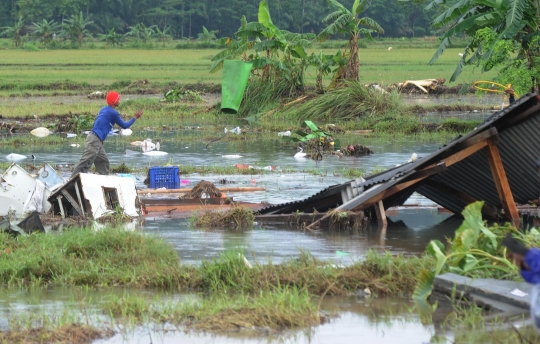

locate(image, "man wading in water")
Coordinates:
71 91 143 178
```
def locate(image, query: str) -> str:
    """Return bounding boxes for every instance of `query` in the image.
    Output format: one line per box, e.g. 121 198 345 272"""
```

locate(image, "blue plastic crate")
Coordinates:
149 166 180 189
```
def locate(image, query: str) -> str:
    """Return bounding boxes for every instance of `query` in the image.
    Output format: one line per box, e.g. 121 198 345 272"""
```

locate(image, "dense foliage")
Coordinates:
0 0 437 41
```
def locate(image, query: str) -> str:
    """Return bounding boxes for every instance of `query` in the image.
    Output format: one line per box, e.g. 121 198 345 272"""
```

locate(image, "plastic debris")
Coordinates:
70 144 80 147
222 154 243 158
82 131 91 135
181 179 190 185
156 142 161 151
66 133 77 138
408 153 418 163
336 250 349 257
118 173 135 179
121 129 133 136
22 180 46 213
6 153 27 161
30 127 51 138
142 151 168 156
278 130 291 137
230 126 241 134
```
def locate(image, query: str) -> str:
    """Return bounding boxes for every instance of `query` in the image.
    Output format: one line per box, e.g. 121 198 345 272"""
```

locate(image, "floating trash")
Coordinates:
222 154 243 159
66 133 77 138
181 179 190 185
30 127 50 138
121 129 133 136
142 151 168 156
124 149 139 155
336 250 349 257
278 130 291 137
6 153 27 161
70 144 80 147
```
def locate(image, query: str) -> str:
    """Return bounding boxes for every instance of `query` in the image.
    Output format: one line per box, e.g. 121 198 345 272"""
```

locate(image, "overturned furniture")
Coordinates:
0 163 64 217
259 93 540 229
48 173 140 219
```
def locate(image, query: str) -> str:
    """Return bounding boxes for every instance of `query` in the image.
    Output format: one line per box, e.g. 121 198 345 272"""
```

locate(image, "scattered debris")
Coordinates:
87 91 105 99
328 209 367 231
143 151 168 156
222 154 243 158
224 127 241 135
278 130 291 137
398 78 446 94
66 133 77 138
70 144 81 147
192 205 255 229
120 129 133 136
341 144 373 157
182 180 222 199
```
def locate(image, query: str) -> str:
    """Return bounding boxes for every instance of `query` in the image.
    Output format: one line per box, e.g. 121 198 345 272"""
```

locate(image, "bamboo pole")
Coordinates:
137 186 266 195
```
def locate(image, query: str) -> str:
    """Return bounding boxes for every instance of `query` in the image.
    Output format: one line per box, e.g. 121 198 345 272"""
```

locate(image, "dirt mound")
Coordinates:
182 180 222 199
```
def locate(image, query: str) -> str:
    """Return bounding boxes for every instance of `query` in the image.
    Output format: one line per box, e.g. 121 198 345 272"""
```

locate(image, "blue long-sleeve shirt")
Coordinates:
91 106 136 141
521 248 540 284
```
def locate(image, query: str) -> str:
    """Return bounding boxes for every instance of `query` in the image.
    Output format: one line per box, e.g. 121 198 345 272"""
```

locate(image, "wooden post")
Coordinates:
378 223 387 247
375 200 387 226
56 195 65 219
484 138 520 227
74 182 85 216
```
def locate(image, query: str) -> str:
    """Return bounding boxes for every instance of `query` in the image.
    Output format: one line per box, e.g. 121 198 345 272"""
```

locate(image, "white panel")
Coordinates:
78 174 139 219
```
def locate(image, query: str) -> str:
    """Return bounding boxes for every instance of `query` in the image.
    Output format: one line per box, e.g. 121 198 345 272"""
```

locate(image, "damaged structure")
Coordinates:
48 174 140 219
259 93 540 229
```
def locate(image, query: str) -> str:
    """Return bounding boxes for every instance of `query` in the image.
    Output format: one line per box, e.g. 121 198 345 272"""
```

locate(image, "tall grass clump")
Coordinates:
238 77 301 118
167 287 321 332
278 81 404 122
0 227 184 288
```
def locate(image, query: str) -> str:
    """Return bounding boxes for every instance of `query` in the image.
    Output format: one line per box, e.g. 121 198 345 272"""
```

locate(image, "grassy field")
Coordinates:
0 46 499 91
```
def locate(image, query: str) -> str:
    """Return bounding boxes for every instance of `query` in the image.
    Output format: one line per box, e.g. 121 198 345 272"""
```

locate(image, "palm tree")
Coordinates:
317 0 384 82
31 19 60 45
155 26 172 46
197 26 218 43
0 17 25 47
62 12 94 46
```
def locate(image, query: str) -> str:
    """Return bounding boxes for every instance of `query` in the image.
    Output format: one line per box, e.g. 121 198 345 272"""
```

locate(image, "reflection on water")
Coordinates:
0 286 441 344
144 207 459 265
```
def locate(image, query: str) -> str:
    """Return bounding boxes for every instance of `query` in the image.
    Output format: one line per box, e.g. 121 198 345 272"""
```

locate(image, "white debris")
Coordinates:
142 151 168 156
30 127 51 138
66 133 77 138
278 130 291 137
388 47 393 51
230 126 241 135
121 129 133 136
22 180 46 214
87 91 105 99
6 153 27 161
408 153 418 163
458 53 464 57
222 154 243 158
70 144 80 147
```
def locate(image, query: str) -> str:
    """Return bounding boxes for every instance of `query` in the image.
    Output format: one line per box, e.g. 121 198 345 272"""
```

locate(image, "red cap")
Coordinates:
106 91 120 105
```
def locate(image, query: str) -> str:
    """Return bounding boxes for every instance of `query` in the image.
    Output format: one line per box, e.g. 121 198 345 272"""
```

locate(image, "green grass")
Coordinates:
0 46 499 93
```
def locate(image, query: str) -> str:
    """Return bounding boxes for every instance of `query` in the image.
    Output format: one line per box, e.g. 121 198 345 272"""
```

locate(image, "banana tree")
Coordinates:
404 0 540 93
1 17 25 47
31 19 60 45
62 12 93 46
318 0 384 82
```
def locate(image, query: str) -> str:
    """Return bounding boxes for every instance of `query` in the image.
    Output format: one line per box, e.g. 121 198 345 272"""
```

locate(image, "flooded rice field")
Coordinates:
0 126 472 343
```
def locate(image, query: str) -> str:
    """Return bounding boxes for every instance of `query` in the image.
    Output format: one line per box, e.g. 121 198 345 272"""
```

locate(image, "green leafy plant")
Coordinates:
70 114 94 131
413 201 524 302
163 88 202 102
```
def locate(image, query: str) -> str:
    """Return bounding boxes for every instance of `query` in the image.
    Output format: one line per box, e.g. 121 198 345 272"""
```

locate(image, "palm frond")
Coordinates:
317 14 353 39
358 17 384 33
432 0 473 27
429 37 451 65
322 10 345 24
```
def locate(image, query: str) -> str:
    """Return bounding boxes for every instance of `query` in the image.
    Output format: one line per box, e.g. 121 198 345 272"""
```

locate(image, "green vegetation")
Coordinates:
413 201 531 302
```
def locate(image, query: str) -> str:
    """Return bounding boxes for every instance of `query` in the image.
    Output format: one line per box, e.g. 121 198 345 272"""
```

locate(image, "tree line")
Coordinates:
0 0 439 43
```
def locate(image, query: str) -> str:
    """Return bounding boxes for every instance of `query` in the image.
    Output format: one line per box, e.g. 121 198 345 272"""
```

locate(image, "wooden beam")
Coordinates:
484 138 520 227
56 195 65 219
74 181 85 216
61 189 83 216
375 200 387 225
422 179 500 220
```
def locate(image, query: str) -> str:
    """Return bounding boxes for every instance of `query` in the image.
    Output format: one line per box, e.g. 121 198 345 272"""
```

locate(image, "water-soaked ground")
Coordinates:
0 287 449 344
0 120 473 343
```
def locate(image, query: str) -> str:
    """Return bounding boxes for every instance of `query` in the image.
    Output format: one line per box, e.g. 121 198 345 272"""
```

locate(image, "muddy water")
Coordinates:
0 133 465 343
0 287 445 344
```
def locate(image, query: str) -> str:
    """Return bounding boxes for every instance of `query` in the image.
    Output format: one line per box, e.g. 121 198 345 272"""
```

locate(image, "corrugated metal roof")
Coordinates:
260 93 540 216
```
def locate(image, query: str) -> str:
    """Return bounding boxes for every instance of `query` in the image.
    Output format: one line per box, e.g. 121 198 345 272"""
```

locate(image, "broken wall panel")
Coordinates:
48 173 140 219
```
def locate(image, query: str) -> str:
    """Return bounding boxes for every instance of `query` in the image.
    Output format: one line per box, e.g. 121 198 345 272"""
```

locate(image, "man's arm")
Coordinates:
113 110 143 129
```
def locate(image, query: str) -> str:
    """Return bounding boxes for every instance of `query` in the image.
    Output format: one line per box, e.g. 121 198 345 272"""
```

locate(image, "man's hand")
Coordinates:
505 88 515 96
134 110 143 120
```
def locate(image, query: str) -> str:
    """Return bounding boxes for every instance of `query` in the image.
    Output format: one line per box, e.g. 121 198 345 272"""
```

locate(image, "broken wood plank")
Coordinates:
74 181 85 216
484 137 520 227
56 195 65 219
61 190 83 216
137 186 266 195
